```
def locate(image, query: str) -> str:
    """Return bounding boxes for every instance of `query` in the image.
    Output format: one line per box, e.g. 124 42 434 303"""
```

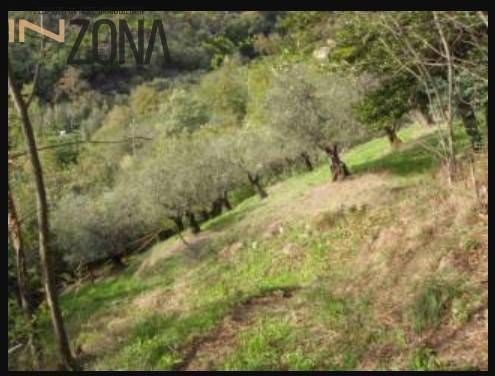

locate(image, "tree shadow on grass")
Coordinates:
349 132 441 177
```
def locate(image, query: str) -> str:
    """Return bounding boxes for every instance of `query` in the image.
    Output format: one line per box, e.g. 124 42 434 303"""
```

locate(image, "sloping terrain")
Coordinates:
38 124 487 371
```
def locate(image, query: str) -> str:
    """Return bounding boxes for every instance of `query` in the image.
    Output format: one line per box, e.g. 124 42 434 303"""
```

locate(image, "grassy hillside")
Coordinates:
36 124 487 371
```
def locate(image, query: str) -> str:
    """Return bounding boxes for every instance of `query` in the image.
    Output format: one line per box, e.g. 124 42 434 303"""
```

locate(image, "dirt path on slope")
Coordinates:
176 287 299 371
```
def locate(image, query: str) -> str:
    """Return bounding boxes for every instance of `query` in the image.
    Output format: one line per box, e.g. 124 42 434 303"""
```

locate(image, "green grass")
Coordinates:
102 305 228 370
408 347 441 371
410 277 462 333
344 124 433 169
28 122 485 371
346 123 469 178
223 317 293 371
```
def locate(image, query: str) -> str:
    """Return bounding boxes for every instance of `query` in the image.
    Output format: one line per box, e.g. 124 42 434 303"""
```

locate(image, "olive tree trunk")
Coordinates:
323 144 351 181
8 61 76 371
210 198 223 217
247 172 268 199
186 211 201 234
384 125 402 148
300 151 314 171
170 214 185 232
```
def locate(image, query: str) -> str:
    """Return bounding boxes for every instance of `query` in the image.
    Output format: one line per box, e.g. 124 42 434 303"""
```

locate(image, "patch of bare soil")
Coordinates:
292 173 392 220
176 287 299 371
243 173 395 242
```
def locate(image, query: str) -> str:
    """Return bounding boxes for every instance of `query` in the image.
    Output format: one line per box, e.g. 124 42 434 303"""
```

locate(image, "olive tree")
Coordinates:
52 183 152 270
222 126 291 199
246 58 318 172
265 64 364 181
193 128 244 216
137 134 221 234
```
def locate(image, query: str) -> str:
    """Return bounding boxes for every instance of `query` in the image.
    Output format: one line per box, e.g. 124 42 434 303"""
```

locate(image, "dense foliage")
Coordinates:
8 11 487 370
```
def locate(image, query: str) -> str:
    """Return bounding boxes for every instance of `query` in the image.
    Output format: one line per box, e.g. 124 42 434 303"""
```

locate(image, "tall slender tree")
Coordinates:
8 58 76 370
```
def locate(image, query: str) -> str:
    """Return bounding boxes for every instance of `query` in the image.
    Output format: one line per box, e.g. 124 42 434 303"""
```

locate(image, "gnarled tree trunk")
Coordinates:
8 60 76 370
384 125 402 148
323 144 351 181
186 211 201 234
210 198 223 217
300 151 313 171
247 172 268 199
170 214 185 232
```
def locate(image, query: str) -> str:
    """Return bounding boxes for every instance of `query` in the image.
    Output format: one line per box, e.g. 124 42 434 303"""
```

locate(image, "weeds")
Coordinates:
411 278 461 333
409 347 440 370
